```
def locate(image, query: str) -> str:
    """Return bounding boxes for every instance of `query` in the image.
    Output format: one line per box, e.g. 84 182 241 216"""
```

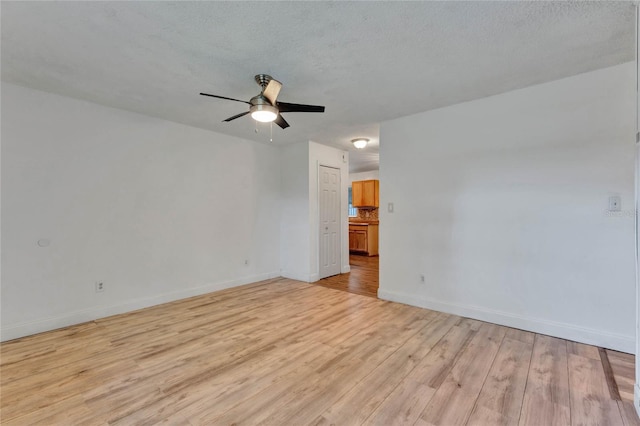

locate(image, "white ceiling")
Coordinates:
1 1 635 173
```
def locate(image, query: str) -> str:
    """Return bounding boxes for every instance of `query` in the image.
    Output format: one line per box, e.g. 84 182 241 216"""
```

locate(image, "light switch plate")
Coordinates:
388 202 394 213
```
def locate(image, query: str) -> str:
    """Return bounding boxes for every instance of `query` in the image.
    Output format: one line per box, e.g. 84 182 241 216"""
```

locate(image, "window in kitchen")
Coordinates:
348 186 357 217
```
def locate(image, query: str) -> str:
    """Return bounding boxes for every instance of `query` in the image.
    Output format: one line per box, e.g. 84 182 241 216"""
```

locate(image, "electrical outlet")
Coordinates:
420 274 425 283
608 195 621 212
95 281 105 293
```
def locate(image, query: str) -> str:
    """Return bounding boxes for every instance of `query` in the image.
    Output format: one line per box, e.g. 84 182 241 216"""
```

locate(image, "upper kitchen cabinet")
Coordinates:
352 179 379 208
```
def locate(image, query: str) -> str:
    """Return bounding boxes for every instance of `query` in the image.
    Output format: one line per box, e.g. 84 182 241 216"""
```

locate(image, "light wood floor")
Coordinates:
315 254 379 298
608 349 636 403
1 278 638 425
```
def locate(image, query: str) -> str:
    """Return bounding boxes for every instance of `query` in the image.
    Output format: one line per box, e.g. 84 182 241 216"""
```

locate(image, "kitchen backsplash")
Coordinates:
357 208 378 221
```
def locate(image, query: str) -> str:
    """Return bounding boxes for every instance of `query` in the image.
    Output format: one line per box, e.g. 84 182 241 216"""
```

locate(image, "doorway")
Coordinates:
315 174 380 298
315 254 379 298
319 165 341 279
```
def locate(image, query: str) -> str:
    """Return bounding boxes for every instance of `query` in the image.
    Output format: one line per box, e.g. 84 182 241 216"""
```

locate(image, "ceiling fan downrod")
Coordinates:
254 74 273 91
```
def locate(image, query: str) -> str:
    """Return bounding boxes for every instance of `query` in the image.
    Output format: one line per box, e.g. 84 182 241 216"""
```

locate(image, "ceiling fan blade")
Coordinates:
262 79 282 105
274 114 290 129
276 102 325 113
200 93 250 104
223 111 250 122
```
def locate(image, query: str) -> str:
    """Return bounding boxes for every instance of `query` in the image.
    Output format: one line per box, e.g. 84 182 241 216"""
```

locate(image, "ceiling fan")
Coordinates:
200 74 325 129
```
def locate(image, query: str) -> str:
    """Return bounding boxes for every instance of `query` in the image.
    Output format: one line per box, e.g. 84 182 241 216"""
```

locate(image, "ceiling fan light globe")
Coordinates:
251 110 278 123
250 103 278 123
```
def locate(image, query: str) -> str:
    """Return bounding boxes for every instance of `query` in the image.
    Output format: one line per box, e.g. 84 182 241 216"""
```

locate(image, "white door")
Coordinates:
319 165 341 279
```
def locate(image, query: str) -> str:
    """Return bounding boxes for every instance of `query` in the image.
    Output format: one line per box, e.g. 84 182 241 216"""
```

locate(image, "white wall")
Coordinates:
380 62 637 353
1 83 282 341
309 142 350 280
279 142 310 282
279 141 349 282
349 170 379 185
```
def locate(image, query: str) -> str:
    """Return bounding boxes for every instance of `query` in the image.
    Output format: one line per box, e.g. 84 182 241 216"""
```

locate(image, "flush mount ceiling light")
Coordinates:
352 138 369 149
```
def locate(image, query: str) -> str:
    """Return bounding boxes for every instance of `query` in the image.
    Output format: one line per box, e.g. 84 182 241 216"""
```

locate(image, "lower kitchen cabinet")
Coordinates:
348 223 378 256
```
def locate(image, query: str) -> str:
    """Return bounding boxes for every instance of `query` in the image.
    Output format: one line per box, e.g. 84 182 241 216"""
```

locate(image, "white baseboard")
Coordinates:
1 271 280 342
378 288 635 354
281 270 312 282
283 267 350 283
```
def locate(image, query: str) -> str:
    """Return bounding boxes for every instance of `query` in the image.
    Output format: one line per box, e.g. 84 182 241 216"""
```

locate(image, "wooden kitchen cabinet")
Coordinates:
352 180 379 208
349 229 367 251
348 223 379 256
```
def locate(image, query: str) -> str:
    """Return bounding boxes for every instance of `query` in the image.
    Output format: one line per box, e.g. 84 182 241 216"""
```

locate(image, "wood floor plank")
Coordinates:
417 322 507 426
567 341 601 360
364 378 437 426
83 379 170 424
363 318 479 426
111 340 334 425
608 349 636 403
2 395 108 426
505 328 535 345
1 278 633 425
315 254 379 298
467 332 534 426
419 318 483 389
599 347 622 401
618 401 640 426
211 312 436 425
2 359 142 422
519 334 571 426
318 313 458 425
568 353 624 426
190 319 398 424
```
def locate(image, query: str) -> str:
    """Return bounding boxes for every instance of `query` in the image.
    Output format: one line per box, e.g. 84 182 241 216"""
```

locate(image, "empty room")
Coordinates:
2 1 640 425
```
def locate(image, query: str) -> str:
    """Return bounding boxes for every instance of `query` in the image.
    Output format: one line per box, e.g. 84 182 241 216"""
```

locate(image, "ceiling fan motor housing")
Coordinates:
249 94 278 121
250 94 272 107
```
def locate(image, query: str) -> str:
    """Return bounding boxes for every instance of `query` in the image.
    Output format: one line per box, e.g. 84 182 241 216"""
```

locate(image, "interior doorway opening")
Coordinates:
315 254 379 298
317 173 380 298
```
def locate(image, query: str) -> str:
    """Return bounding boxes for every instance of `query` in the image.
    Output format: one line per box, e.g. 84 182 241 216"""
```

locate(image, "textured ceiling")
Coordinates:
1 1 636 173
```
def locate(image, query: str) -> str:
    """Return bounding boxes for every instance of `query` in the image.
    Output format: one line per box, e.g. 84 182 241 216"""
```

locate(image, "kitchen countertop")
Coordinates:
349 221 379 225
